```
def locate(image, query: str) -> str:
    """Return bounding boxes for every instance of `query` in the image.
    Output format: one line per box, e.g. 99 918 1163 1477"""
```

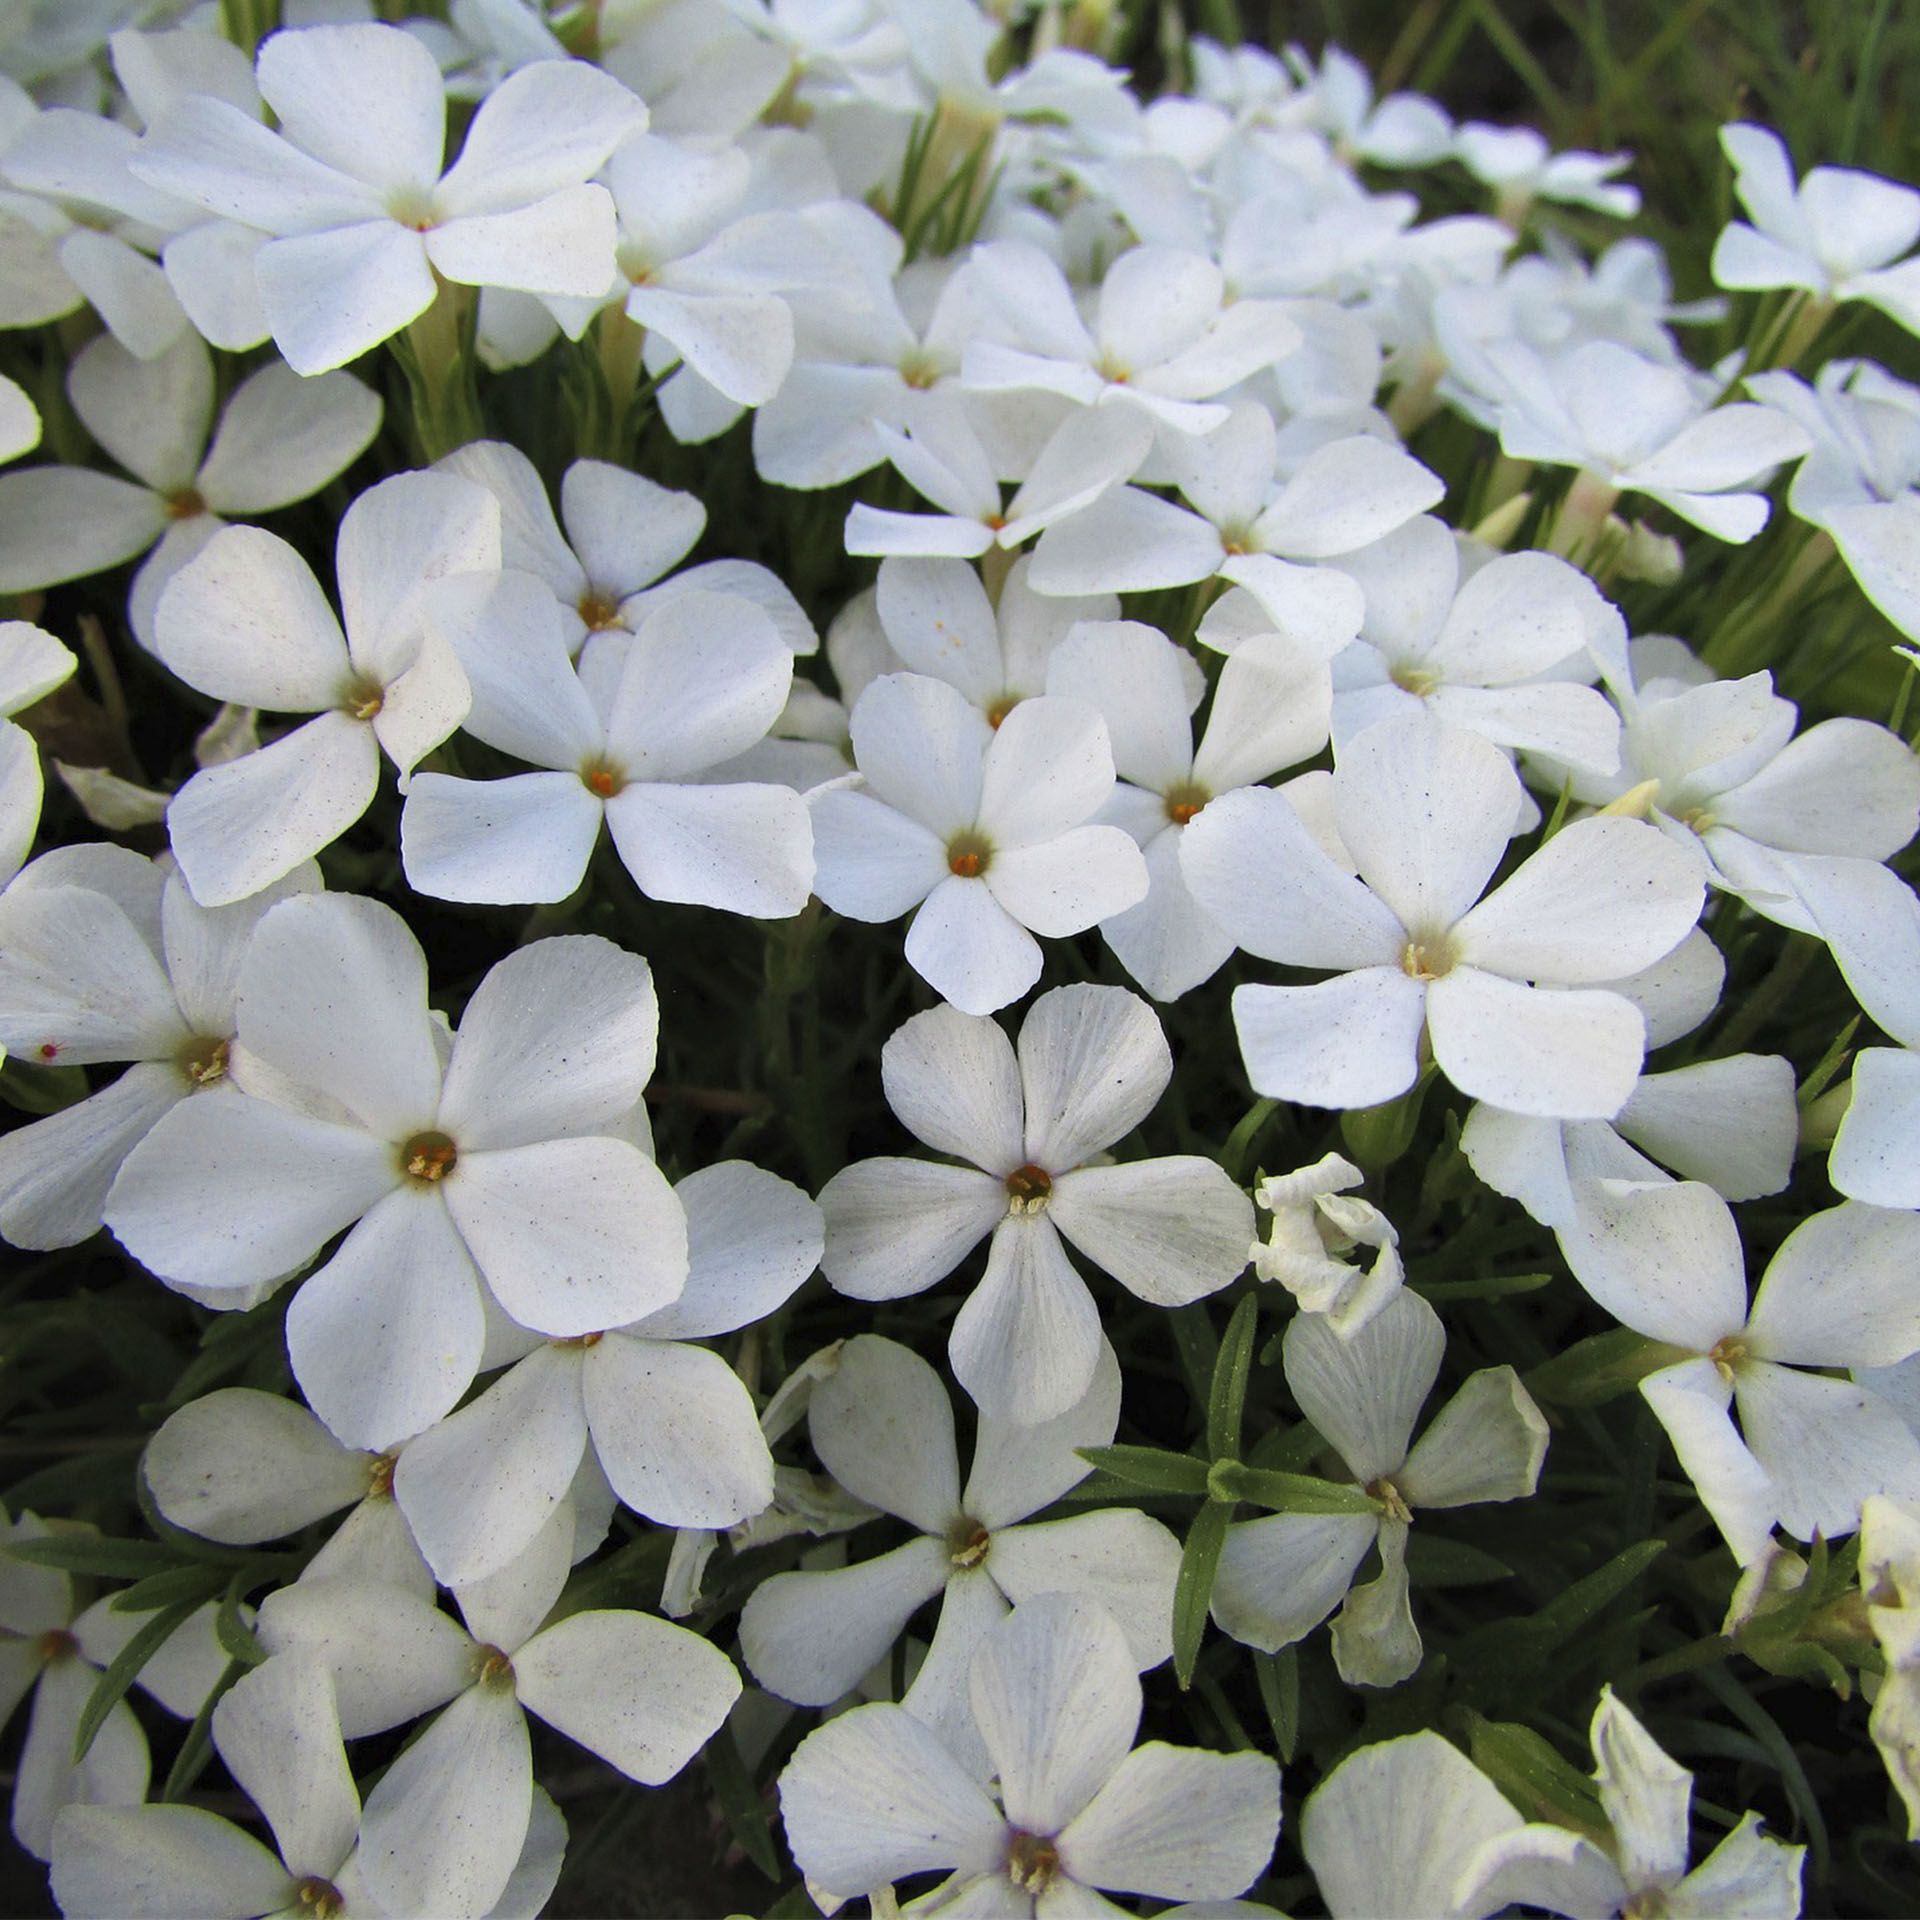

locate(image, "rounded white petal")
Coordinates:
811 1333 963 1533
950 1216 1103 1426
818 1156 1005 1301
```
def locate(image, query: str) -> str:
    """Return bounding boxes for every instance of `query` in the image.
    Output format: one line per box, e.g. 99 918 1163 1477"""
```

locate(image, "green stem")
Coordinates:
392 281 483 462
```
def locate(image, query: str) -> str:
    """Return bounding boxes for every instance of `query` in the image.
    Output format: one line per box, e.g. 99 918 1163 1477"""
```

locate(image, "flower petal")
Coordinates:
950 1216 1102 1426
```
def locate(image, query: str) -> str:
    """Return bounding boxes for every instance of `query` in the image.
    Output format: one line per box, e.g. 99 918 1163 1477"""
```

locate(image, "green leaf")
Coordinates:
162 1656 249 1803
1416 1271 1553 1303
1207 1461 1381 1515
0 1059 90 1115
1207 1294 1259 1463
1167 1302 1219 1410
108 1565 224 1614
1404 1535 1515 1589
1075 1445 1212 1497
1221 1096 1279 1182
214 1576 267 1670
1524 1329 1694 1408
1511 1540 1667 1654
705 1719 778 1881
760 1888 817 1919
1253 1648 1299 1762
74 1597 203 1763
1467 1717 1609 1843
7 1535 175 1581
1172 1499 1232 1690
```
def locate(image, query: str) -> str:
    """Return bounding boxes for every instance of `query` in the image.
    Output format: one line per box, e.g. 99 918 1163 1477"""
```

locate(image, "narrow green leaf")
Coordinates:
1524 1329 1693 1408
1167 1302 1219 1411
1467 1717 1609 1843
1797 1016 1860 1107
214 1575 267 1670
1404 1535 1515 1589
162 1656 249 1803
74 1598 203 1763
1207 1294 1259 1463
108 1565 224 1614
1075 1445 1212 1497
1208 1461 1380 1516
7 1535 175 1581
1253 1648 1300 1762
1512 1540 1667 1653
1172 1499 1231 1690
706 1719 779 1881
1220 1096 1279 1182
1416 1271 1553 1303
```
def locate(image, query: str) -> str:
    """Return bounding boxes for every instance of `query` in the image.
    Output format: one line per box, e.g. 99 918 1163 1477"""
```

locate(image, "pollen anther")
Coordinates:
401 1130 459 1183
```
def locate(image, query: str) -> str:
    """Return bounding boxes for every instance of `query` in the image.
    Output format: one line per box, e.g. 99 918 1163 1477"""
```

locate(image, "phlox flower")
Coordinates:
1028 398 1441 644
817 986 1252 1421
104 894 687 1452
808 672 1148 1014
1713 123 1920 335
778 1592 1280 1914
389 1161 822 1587
1211 1289 1547 1687
1458 1686 1803 1920
1481 337 1811 542
1181 712 1705 1118
400 577 815 916
0 372 39 462
0 1510 233 1860
50 1655 568 1920
152 467 500 906
741 1335 1179 1757
130 22 646 372
0 848 316 1251
436 436 815 655
1745 359 1920 528
1557 1180 1920 1564
868 553 1116 727
1327 513 1623 773
963 240 1302 436
258 1504 738 1920
1300 1731 1525 1920
0 330 380 644
1043 618 1332 1000
1861 1496 1920 1837
0 620 75 888
1250 1152 1403 1333
1454 123 1640 222
1288 42 1453 168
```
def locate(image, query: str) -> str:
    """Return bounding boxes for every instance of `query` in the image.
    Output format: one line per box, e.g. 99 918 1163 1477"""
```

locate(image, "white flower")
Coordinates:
1458 1686 1804 1920
0 620 75 889
51 1655 568 1920
845 391 1153 558
400 578 814 916
103 895 687 1451
818 986 1253 1422
1745 359 1920 527
741 1335 1178 1757
1482 337 1810 542
963 240 1302 436
778 1592 1281 1913
258 1506 738 1920
1181 713 1705 1118
1250 1152 1403 1332
808 672 1147 1014
1328 514 1623 773
1301 1731 1524 1920
1712 123 1920 333
0 372 38 462
1557 1180 1920 1564
0 851 317 1251
131 23 646 372
1028 399 1439 644
1861 1495 1920 1837
0 331 380 645
390 1160 821 1587
1454 123 1640 222
1211 1289 1548 1687
154 468 500 906
1044 618 1332 1000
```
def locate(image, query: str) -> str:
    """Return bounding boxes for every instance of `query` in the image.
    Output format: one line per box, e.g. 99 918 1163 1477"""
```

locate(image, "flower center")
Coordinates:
985 693 1020 729
1005 1163 1052 1214
1094 353 1132 385
176 1035 230 1089
400 1131 458 1183
948 1519 992 1569
1621 1890 1670 1920
577 591 624 633
1366 1476 1413 1524
1163 779 1211 826
555 1331 605 1348
1679 804 1716 834
294 1876 345 1919
387 190 438 233
165 487 206 521
36 1628 77 1665
899 352 941 390
1399 936 1454 982
340 674 385 723
1006 1830 1060 1893
581 757 627 799
947 829 993 878
1709 1334 1749 1383
1390 663 1439 697
474 1643 515 1688
365 1452 398 1499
